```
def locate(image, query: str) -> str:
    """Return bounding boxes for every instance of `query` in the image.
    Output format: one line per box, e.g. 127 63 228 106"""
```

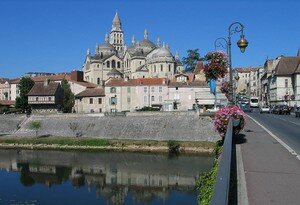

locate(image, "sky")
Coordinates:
0 0 300 79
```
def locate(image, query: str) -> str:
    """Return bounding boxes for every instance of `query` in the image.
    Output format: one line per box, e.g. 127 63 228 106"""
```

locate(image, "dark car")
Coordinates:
272 106 281 114
240 103 252 113
295 107 300 118
281 106 291 115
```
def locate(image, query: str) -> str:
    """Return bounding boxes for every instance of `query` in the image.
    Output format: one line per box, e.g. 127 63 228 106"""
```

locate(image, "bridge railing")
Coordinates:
211 118 233 205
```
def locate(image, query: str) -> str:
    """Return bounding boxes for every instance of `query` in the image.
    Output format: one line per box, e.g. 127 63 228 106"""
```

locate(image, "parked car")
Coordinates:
260 106 270 114
240 103 252 113
281 106 291 115
295 107 300 118
272 106 281 114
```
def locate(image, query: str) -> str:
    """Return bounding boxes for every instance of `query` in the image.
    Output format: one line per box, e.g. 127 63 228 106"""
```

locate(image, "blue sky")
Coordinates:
0 0 300 78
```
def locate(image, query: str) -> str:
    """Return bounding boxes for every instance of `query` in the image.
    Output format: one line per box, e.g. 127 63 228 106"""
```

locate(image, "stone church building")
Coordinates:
82 12 183 85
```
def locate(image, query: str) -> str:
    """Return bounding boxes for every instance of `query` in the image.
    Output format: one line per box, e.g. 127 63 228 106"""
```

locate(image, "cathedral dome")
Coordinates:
148 46 174 63
140 39 156 49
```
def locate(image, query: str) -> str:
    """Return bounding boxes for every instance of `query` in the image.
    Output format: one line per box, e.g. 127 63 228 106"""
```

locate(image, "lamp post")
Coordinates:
214 22 249 105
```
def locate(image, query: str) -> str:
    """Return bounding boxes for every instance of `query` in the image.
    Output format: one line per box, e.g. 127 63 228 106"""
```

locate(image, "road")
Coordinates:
248 109 300 154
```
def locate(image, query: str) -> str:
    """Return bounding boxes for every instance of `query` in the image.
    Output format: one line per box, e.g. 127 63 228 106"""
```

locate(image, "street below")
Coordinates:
248 109 300 154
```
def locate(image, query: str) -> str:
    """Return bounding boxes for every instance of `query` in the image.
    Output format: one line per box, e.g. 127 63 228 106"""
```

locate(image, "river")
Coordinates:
0 149 214 205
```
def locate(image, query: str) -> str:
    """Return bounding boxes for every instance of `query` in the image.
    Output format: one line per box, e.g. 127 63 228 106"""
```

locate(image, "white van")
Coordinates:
250 97 259 108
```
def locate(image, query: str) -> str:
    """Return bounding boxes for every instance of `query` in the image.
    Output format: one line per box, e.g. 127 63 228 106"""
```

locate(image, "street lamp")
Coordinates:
215 22 249 105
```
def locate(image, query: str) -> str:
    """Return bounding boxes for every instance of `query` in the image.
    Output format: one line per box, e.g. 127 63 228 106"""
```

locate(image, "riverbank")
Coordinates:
0 137 215 154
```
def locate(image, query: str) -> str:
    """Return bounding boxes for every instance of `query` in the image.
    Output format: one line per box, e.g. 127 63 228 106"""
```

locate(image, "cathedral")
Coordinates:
82 12 184 85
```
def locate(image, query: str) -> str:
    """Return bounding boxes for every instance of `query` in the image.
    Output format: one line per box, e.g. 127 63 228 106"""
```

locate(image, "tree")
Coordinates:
182 49 200 72
15 77 35 112
61 79 75 113
29 120 41 137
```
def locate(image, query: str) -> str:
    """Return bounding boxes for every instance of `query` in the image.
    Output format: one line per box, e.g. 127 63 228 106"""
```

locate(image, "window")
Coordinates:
154 65 156 72
110 97 117 105
159 96 162 102
97 78 100 85
117 62 121 68
110 87 116 93
98 98 102 104
90 109 94 113
168 64 171 72
159 87 162 92
285 79 288 88
127 87 131 93
176 87 178 90
151 96 155 101
144 96 147 103
48 97 51 101
90 98 93 104
151 87 155 92
36 97 38 101
144 87 147 93
112 60 116 68
106 61 110 68
160 64 163 72
100 53 103 58
127 97 131 103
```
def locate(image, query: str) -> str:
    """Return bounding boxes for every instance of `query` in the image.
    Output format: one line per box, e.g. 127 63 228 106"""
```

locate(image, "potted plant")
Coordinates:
213 105 245 139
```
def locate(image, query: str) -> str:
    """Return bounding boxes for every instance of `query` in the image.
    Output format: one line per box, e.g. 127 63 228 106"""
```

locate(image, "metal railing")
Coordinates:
211 118 233 205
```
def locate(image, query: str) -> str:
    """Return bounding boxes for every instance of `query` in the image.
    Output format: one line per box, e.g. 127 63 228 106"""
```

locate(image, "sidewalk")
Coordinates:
238 116 300 205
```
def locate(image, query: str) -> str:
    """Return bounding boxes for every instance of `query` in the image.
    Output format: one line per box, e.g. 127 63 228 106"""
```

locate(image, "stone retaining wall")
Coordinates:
14 112 219 142
0 114 26 134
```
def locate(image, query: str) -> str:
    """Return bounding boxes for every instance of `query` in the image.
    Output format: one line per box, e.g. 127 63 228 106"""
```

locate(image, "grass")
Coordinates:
0 137 110 147
0 137 215 153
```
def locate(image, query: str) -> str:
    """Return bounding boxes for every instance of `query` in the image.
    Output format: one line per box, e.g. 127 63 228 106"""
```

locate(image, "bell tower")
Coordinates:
109 11 125 53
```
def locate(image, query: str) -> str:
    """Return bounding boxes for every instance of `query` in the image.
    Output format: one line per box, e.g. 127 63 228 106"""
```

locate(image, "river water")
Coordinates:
0 149 213 205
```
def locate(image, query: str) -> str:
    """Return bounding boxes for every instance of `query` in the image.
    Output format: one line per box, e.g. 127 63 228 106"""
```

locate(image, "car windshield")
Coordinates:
251 99 258 103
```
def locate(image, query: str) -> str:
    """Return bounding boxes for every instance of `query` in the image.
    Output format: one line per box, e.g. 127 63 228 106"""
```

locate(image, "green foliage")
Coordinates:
1 137 110 147
15 77 35 111
182 49 200 72
61 79 75 113
167 140 180 154
0 106 9 114
196 160 219 205
136 106 160 111
29 120 42 137
196 141 222 205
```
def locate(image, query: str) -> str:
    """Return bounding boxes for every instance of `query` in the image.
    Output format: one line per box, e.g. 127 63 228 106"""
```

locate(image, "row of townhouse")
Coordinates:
239 49 300 107
74 73 217 113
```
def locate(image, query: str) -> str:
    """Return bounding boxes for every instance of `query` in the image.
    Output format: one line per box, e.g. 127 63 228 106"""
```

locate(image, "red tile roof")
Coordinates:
69 80 97 88
0 100 15 106
105 78 168 86
75 88 105 97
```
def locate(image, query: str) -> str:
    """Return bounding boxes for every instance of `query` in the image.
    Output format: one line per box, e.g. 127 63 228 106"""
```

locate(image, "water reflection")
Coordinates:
0 149 213 205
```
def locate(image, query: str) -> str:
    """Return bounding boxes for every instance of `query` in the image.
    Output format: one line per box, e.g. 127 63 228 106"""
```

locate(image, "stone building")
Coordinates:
74 88 105 113
27 80 64 113
269 56 300 106
105 78 169 112
82 12 183 84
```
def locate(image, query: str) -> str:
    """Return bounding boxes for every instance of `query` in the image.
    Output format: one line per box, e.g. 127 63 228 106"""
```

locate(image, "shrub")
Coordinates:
167 140 180 154
29 121 42 137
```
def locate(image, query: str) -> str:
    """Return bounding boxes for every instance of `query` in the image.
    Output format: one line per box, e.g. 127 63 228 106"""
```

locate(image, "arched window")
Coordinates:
97 78 100 85
110 87 116 93
112 60 116 68
106 61 110 68
117 62 121 68
168 64 171 72
160 64 163 72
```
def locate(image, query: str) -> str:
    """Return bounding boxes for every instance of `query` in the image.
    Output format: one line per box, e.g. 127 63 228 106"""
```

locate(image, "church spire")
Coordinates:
111 11 122 31
157 37 161 47
132 35 136 45
144 29 148 40
105 34 109 43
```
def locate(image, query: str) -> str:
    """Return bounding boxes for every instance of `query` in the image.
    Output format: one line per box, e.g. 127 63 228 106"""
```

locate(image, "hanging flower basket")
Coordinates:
220 81 229 100
203 51 228 81
213 105 245 138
